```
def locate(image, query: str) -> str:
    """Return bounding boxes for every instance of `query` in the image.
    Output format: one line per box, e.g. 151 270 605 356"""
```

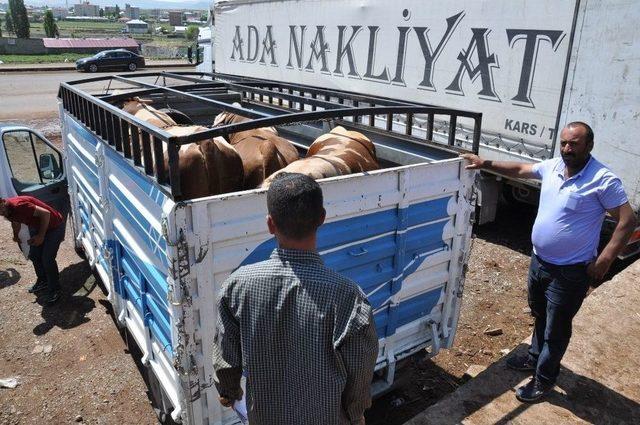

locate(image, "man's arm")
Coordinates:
212 290 243 406
11 221 21 242
338 306 378 424
588 202 637 280
461 154 539 179
28 206 51 246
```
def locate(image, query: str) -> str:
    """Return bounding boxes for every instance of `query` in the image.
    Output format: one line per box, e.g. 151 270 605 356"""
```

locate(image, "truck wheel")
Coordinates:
88 64 98 73
128 62 137 71
68 211 86 259
145 365 177 424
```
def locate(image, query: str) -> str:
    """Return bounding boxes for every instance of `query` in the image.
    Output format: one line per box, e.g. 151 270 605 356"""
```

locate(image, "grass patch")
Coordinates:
56 21 124 30
0 53 89 64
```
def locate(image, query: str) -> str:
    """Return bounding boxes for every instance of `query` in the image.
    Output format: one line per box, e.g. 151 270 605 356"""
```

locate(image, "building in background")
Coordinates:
143 8 162 19
51 7 69 19
43 37 140 54
125 19 148 34
125 3 140 20
169 10 182 26
73 1 99 17
104 6 118 16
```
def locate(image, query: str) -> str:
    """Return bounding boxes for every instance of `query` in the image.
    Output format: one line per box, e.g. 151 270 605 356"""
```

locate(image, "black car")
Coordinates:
76 49 146 73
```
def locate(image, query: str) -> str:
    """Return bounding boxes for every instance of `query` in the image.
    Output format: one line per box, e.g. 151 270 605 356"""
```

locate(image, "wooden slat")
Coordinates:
120 119 132 159
113 117 123 151
448 115 457 146
405 113 413 136
140 131 153 175
152 136 166 184
167 142 182 199
130 124 142 166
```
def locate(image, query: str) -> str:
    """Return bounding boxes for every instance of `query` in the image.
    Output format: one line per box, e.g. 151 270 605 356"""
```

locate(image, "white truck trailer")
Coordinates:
0 69 481 423
201 0 640 255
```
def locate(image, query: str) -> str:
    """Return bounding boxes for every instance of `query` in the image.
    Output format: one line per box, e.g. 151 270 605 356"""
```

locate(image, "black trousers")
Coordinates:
28 223 65 294
527 254 590 384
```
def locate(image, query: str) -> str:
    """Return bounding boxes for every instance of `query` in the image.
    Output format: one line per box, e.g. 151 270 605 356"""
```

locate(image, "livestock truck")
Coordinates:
199 0 640 257
0 69 480 423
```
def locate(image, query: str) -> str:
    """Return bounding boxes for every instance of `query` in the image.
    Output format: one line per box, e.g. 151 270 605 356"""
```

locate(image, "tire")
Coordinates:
68 210 86 259
128 62 137 71
88 63 98 73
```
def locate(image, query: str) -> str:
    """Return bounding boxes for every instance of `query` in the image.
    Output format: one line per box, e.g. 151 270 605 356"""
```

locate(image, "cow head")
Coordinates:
213 103 277 135
121 97 155 115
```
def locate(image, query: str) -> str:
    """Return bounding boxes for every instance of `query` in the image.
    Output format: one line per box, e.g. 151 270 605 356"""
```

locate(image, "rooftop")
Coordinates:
43 38 139 49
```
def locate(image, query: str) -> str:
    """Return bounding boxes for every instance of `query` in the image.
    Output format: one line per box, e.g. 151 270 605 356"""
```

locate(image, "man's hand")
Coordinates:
587 256 614 282
218 387 243 408
28 234 45 247
460 154 485 170
218 396 234 408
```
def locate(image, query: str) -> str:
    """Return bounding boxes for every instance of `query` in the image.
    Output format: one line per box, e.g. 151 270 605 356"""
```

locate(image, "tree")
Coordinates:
5 8 14 34
115 5 120 18
0 15 2 37
43 10 59 38
8 0 30 39
99 8 104 18
185 25 199 41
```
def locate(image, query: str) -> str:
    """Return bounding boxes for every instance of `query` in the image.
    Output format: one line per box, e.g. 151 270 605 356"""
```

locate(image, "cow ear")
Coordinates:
212 112 226 127
331 126 346 136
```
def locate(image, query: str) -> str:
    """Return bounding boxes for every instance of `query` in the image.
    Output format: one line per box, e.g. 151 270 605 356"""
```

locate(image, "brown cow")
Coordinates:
121 99 244 199
213 110 299 189
163 126 244 199
261 126 379 187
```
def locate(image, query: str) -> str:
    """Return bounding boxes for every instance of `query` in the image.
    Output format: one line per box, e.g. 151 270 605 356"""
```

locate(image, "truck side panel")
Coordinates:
558 0 640 210
62 113 184 420
181 159 474 424
214 0 578 162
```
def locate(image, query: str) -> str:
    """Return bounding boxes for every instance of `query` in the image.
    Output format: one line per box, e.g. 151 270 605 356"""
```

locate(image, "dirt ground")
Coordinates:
0 117 631 424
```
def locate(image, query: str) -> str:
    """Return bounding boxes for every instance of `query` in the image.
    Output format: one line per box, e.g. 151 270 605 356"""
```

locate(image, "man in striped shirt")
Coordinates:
212 173 379 424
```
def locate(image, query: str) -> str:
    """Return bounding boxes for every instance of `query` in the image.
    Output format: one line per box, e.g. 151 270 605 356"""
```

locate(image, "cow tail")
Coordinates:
260 141 281 181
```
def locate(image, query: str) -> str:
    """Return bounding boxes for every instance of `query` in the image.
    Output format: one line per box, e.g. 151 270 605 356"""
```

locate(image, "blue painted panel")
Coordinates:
241 196 453 338
66 115 173 355
394 288 443 329
68 143 99 190
407 197 451 227
109 181 168 268
113 227 172 356
320 208 399 251
66 115 98 147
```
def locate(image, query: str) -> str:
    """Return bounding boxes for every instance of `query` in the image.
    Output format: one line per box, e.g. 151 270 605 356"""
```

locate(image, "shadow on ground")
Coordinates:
406 343 640 425
366 355 466 425
32 260 98 335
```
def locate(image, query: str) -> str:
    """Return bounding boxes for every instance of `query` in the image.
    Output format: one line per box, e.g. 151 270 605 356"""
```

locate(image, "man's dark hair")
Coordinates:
567 121 594 144
267 173 324 239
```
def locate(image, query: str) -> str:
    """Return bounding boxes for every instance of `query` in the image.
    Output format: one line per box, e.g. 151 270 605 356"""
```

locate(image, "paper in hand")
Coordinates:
232 396 248 424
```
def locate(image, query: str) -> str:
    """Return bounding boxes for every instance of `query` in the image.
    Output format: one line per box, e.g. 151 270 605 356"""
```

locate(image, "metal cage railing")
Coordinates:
58 71 482 200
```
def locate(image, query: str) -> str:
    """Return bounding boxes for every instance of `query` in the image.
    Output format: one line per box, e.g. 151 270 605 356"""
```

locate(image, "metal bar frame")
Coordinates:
58 72 483 200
